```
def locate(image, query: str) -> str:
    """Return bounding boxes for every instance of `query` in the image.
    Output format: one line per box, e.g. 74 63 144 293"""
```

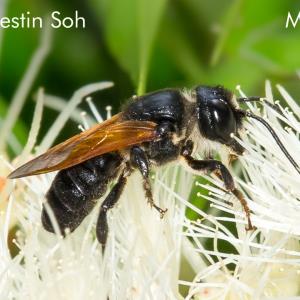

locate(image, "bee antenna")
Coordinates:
237 96 262 103
237 96 282 114
241 110 300 175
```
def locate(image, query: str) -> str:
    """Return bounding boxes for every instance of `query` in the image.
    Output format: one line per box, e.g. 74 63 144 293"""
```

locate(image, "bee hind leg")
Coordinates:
130 146 167 218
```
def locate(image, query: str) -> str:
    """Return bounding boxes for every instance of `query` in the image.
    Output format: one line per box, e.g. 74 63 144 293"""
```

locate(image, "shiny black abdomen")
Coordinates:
123 89 184 128
42 152 122 234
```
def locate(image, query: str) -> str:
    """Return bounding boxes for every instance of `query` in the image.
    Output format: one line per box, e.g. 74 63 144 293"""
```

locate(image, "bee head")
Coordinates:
195 85 244 155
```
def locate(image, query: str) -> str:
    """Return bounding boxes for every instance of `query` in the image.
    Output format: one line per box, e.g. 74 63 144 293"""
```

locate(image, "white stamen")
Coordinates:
2 81 300 299
106 105 112 119
80 111 89 130
85 96 104 123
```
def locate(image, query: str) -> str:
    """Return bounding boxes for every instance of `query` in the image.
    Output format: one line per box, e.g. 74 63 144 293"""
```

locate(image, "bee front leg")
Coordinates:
96 172 128 252
130 146 167 218
181 148 255 231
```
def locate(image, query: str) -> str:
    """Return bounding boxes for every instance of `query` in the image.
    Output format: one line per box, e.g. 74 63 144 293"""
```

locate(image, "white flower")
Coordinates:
1 80 300 300
183 81 300 299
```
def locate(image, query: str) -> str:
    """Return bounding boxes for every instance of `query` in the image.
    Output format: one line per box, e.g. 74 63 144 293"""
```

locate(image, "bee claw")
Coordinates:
246 224 257 231
159 208 168 218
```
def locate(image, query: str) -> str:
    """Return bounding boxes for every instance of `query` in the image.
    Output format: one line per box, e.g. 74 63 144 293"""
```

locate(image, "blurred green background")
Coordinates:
1 0 300 152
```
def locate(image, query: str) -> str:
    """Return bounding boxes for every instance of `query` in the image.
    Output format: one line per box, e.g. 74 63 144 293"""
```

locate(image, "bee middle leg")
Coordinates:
181 144 254 230
130 146 167 218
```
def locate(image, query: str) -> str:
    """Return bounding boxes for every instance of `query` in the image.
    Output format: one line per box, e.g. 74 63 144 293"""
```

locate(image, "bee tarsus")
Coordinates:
131 146 167 218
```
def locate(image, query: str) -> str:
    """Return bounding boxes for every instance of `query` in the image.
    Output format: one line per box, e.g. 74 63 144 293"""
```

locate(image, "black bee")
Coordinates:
8 85 300 249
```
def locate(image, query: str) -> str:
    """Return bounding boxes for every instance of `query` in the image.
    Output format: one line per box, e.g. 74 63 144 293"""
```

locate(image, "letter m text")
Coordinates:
286 11 300 28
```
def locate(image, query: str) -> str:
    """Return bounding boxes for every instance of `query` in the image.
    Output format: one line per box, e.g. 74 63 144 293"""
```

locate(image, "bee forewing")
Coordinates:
8 114 158 179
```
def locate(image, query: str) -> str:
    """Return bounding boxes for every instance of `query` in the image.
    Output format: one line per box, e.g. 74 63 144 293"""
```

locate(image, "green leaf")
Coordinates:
224 0 300 75
0 97 28 155
158 8 205 84
95 0 168 94
210 0 243 66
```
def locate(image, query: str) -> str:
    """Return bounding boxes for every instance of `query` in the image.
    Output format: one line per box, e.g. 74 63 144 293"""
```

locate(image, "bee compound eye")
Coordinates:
198 98 237 144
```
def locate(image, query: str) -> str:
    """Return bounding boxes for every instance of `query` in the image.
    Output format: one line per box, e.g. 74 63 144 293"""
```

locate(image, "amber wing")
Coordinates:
8 113 158 179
